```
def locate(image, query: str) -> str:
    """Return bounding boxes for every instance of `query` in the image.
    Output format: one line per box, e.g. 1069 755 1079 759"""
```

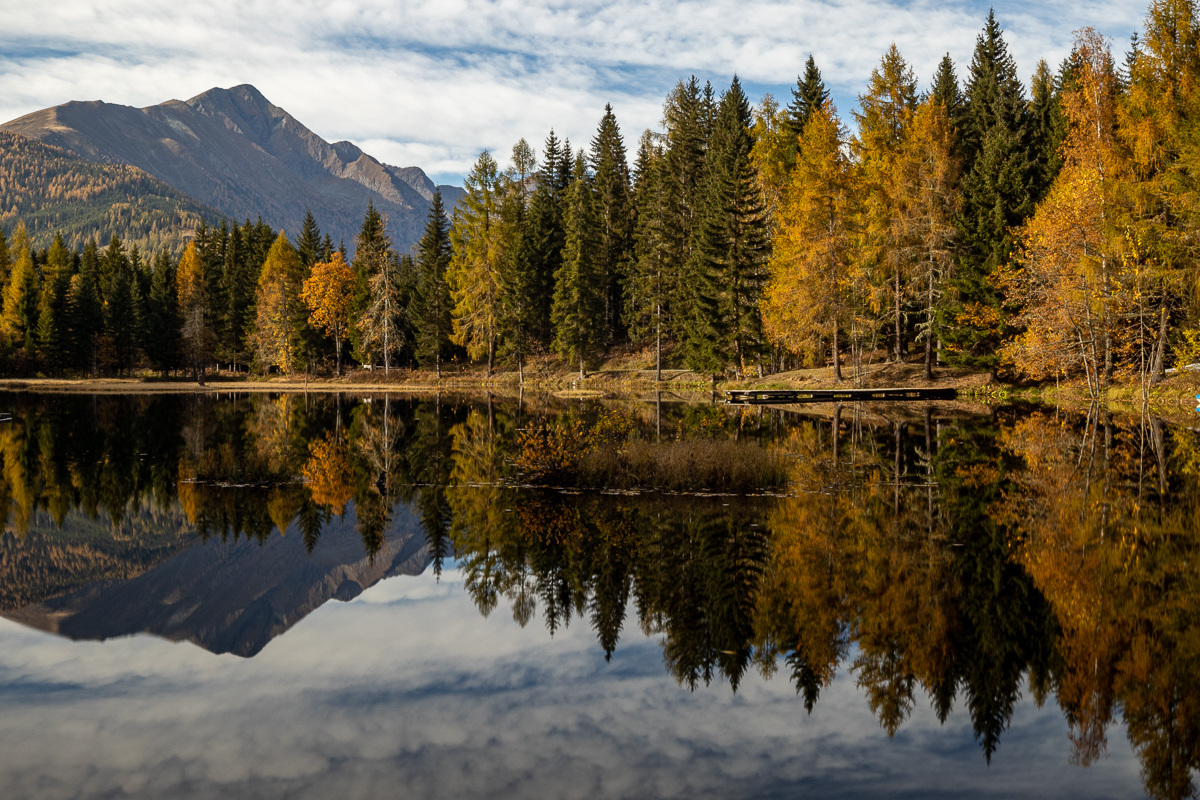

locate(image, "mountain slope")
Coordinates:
0 131 220 254
2 85 464 254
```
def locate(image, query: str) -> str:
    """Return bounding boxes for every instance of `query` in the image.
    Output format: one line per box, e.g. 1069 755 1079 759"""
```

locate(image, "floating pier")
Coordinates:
725 387 958 405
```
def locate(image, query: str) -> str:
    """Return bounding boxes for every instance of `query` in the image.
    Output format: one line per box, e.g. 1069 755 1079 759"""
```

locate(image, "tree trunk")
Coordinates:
832 325 842 383
1149 303 1169 386
655 303 662 383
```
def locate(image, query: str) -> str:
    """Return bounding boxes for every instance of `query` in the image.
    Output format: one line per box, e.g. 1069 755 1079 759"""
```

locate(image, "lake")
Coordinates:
0 391 1189 799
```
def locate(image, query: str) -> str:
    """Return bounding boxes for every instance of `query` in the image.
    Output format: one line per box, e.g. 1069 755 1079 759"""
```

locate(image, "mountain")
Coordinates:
2 502 429 657
1 85 465 254
0 131 220 255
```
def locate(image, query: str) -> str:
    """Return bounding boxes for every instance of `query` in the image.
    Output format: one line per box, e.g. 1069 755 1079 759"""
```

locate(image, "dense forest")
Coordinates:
0 1 1197 392
0 132 218 256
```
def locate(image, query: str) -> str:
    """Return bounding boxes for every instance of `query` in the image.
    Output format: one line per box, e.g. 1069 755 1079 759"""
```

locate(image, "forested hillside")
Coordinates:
0 132 217 255
0 0 1197 393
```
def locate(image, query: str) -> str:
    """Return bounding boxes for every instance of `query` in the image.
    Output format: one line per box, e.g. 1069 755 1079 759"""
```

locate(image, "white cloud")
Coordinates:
0 567 1146 799
0 0 1151 185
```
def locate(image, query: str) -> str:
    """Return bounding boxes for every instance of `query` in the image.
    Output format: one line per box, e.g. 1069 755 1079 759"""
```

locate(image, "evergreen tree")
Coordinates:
105 254 137 374
552 151 605 379
36 234 71 372
662 77 709 343
625 130 674 378
253 232 306 373
356 228 406 373
1028 58 1068 202
687 77 771 376
590 105 634 343
496 152 539 384
297 210 322 269
787 55 831 137
3 224 40 353
351 202 388 365
146 251 181 375
931 54 963 125
942 10 1033 367
524 130 567 347
69 239 103 375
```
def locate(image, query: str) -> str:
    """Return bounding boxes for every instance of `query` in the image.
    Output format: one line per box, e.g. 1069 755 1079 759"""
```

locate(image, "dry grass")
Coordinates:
576 438 789 493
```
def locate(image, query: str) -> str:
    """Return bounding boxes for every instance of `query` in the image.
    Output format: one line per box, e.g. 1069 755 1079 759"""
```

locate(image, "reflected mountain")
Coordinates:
3 503 427 657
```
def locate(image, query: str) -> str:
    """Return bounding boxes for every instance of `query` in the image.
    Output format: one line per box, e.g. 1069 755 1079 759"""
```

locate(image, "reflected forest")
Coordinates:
0 392 1197 799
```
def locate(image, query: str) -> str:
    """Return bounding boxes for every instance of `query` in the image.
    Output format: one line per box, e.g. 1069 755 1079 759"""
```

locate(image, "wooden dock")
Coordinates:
725 387 958 405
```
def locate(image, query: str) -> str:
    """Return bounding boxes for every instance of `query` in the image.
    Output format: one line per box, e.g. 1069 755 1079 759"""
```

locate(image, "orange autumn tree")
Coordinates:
1002 29 1132 396
302 432 354 515
762 102 860 381
300 252 355 376
175 241 213 381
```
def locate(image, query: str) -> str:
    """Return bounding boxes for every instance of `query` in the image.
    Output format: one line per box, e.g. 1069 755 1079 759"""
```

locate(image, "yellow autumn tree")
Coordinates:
300 252 355 376
302 432 354 515
762 102 860 381
447 150 503 375
853 44 919 363
1 222 37 349
254 232 303 374
1002 29 1129 396
175 241 213 381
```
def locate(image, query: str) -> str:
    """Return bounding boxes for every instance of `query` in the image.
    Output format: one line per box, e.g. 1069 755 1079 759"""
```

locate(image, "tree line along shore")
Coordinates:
0 3 1197 400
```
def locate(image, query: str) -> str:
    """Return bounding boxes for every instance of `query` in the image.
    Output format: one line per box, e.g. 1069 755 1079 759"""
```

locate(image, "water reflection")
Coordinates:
0 392 1194 798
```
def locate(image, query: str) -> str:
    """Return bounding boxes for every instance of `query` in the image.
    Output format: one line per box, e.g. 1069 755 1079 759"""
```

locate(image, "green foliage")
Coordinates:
0 132 217 255
551 152 605 375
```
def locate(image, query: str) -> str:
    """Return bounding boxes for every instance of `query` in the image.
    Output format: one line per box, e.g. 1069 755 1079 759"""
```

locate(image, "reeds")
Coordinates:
576 438 789 493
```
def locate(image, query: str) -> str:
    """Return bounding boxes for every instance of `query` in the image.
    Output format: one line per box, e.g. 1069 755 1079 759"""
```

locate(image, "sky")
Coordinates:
0 0 1152 186
0 558 1144 799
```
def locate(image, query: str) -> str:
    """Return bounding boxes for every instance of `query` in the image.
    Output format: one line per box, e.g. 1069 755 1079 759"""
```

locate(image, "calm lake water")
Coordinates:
0 391 1190 799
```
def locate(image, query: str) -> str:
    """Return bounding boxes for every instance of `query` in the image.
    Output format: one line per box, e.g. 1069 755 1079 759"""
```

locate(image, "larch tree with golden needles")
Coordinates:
1119 0 1200 384
176 241 213 382
894 96 961 379
254 232 304 374
1003 29 1127 397
301 252 354 376
448 150 503 376
853 44 919 364
762 102 859 382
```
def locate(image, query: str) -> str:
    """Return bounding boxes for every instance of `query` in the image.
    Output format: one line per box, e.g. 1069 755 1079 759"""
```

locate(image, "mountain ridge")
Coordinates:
1 84 464 254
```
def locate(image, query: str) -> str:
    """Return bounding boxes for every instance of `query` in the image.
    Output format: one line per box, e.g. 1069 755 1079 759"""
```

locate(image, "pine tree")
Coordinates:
590 105 634 343
551 151 604 379
662 77 709 345
687 77 771 376
105 256 136 374
943 10 1033 367
786 55 831 138
411 191 455 376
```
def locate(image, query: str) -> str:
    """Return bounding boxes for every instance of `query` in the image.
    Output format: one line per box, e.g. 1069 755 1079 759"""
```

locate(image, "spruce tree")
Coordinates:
686 77 771 376
146 251 181 375
1028 58 1067 202
412 191 455 376
297 210 323 269
525 130 567 347
589 105 634 343
496 145 539 384
662 77 709 341
70 240 103 375
551 152 604 379
786 55 831 137
931 54 963 125
625 130 673 379
36 234 71 373
942 10 1033 367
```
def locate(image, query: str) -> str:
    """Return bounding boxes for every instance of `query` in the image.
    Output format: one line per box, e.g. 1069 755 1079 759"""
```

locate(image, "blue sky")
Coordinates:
0 0 1151 186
